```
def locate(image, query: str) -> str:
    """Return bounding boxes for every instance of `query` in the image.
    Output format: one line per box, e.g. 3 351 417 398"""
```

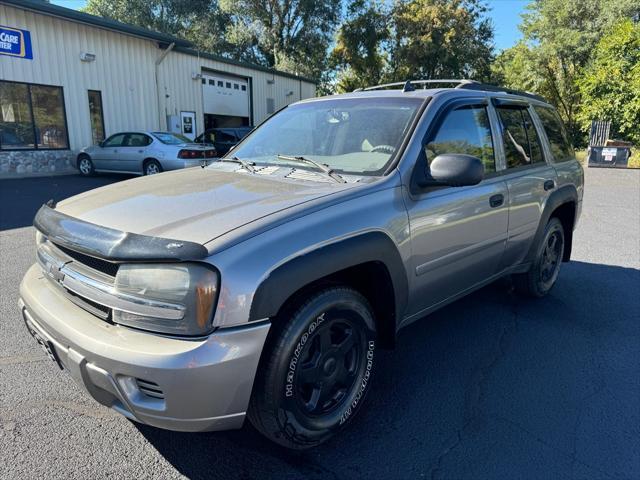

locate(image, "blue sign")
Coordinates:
0 25 33 60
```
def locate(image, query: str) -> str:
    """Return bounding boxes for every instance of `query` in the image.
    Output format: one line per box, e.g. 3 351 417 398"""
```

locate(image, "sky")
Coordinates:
51 0 528 52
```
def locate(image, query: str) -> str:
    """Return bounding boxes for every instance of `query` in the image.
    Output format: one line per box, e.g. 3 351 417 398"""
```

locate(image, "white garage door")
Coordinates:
202 73 249 118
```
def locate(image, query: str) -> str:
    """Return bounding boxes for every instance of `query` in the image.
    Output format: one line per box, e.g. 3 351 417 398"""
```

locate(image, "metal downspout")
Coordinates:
155 42 175 130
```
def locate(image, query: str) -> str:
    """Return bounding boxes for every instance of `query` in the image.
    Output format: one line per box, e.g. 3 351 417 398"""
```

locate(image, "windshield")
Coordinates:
230 97 423 175
152 132 192 145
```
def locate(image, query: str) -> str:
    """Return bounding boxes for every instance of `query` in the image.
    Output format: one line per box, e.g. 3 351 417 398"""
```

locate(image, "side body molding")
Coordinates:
525 184 578 263
34 204 209 262
249 232 409 328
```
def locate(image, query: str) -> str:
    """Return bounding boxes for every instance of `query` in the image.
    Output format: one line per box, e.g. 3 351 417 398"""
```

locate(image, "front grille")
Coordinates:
65 289 112 321
135 379 165 399
52 243 120 277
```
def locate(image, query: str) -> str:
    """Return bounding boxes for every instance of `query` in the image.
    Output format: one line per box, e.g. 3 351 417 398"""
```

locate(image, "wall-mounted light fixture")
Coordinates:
285 90 294 96
80 52 96 62
191 72 203 80
267 79 275 85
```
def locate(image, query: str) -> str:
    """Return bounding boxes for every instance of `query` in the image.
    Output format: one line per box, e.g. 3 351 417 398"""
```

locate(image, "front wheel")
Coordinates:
248 287 377 449
77 155 94 176
514 217 565 297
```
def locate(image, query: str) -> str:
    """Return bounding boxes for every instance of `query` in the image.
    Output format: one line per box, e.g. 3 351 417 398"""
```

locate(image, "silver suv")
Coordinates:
19 80 583 449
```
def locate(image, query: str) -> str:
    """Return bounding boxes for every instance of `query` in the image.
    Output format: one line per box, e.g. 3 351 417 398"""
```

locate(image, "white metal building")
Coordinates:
0 0 316 176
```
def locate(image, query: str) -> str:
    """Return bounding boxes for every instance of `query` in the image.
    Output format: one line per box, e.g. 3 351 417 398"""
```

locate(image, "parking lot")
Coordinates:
0 167 638 479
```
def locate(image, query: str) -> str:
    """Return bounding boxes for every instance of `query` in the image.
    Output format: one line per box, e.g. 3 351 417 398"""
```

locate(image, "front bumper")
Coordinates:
19 264 270 432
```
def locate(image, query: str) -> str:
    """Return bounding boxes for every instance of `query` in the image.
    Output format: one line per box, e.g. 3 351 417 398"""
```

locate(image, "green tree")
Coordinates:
83 0 231 53
576 19 640 144
492 0 640 144
219 0 342 81
330 1 389 93
388 0 494 82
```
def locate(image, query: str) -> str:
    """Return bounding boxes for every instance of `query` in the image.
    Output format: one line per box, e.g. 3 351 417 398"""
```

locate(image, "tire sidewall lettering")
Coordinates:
285 313 326 398
339 340 375 425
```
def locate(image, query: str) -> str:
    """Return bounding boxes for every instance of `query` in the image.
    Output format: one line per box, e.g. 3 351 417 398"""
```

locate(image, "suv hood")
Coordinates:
56 167 355 246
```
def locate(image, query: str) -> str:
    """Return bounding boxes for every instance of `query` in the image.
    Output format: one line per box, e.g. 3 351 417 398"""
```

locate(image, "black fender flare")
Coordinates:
248 231 409 330
525 184 578 263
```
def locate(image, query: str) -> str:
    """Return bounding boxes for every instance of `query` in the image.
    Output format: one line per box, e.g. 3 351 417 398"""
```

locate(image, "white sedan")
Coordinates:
76 131 218 176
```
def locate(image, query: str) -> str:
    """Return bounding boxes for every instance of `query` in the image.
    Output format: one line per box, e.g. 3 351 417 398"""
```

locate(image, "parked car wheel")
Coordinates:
248 287 377 449
143 159 162 175
77 155 94 177
514 217 565 297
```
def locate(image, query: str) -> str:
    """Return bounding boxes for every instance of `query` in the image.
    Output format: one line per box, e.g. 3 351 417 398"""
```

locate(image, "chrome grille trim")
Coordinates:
37 242 185 321
61 267 186 320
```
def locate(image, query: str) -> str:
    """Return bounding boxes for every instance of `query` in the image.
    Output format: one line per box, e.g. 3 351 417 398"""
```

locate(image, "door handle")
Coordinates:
489 194 504 208
544 179 555 191
138 150 144 153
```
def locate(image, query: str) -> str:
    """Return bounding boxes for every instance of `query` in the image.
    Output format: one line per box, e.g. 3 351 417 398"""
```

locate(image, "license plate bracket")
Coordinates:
24 316 64 370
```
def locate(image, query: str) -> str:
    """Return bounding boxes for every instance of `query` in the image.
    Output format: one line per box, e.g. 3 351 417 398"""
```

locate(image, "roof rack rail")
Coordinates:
352 78 547 102
355 79 478 92
455 82 546 102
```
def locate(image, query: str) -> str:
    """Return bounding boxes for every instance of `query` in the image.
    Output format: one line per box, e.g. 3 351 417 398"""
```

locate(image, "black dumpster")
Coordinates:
588 146 632 168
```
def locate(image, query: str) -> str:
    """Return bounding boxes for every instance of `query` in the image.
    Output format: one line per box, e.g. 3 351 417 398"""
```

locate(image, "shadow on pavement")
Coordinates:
0 174 132 231
136 261 640 479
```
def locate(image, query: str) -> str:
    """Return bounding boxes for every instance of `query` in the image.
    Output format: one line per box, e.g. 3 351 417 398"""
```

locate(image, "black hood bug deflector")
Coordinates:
34 203 208 262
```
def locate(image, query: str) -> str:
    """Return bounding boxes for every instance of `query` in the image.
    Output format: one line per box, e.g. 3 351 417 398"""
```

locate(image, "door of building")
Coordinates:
180 111 196 141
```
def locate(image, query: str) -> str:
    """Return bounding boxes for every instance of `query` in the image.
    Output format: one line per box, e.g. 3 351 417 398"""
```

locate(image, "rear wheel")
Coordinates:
143 160 162 175
248 287 377 449
514 217 565 297
77 155 94 176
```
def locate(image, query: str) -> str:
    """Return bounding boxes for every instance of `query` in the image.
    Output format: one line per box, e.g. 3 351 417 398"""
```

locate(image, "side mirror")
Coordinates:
428 154 484 187
98 140 105 148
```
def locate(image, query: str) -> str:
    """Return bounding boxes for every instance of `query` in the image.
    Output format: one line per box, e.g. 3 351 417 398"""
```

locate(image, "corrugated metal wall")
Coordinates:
159 52 315 129
1 4 160 150
0 3 316 152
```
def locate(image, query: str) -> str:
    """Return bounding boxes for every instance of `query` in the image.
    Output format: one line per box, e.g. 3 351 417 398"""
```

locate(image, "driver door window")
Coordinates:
93 133 126 169
426 105 495 174
103 133 126 148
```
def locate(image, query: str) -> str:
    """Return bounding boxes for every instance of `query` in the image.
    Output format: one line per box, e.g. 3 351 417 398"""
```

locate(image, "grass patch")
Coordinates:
575 149 588 163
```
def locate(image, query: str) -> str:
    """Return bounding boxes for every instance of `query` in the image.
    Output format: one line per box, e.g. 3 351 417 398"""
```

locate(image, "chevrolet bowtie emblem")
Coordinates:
48 264 65 283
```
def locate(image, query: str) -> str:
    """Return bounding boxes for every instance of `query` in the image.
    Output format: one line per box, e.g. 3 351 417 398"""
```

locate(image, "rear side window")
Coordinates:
496 107 544 168
534 106 574 162
425 105 495 173
125 133 151 147
216 131 237 142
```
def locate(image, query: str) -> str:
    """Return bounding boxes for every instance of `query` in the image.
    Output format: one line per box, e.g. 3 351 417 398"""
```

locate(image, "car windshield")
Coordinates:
230 97 423 175
152 132 191 145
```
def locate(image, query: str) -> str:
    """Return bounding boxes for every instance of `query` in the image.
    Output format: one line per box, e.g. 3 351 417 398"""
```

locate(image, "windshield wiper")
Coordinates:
219 156 256 173
276 154 346 184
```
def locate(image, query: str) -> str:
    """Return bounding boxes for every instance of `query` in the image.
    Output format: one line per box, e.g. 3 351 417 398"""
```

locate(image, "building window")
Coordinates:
226 82 231 89
88 90 105 145
234 83 239 90
201 78 206 85
209 79 214 85
241 85 247 91
0 80 68 150
217 80 223 87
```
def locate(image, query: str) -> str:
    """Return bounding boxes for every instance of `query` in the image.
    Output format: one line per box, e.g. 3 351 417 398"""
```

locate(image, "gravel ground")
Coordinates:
0 168 638 479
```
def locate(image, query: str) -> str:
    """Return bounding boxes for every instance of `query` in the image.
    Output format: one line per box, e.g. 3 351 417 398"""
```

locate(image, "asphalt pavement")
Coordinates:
0 168 638 479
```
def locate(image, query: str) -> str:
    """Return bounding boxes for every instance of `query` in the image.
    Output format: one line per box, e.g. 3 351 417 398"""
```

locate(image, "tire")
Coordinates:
514 217 565 297
77 155 94 176
248 287 377 449
143 160 162 175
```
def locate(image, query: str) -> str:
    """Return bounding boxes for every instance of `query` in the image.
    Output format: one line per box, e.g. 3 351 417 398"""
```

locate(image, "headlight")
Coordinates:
112 263 219 336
